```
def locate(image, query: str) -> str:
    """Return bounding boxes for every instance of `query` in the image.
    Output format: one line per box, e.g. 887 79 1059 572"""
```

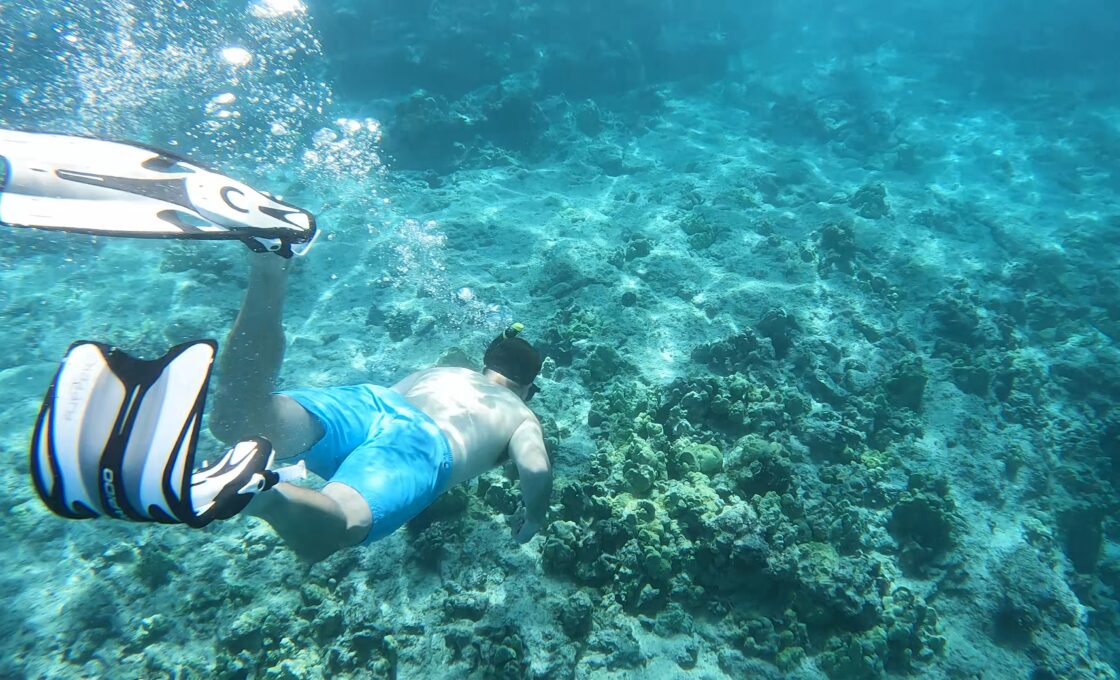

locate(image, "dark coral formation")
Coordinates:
534 309 955 674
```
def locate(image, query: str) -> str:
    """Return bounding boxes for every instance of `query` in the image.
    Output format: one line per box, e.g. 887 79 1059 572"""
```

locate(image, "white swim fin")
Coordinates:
0 129 317 257
30 340 304 528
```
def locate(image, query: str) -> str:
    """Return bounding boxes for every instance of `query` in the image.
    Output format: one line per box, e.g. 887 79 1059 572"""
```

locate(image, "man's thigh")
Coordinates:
262 393 325 458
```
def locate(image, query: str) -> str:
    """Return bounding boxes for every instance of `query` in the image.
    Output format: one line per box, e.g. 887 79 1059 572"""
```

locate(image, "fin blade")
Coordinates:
0 129 316 255
29 340 217 524
119 341 215 522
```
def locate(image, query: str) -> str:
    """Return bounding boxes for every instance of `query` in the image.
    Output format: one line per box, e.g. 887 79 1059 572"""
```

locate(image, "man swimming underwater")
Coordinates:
7 129 548 557
209 254 552 562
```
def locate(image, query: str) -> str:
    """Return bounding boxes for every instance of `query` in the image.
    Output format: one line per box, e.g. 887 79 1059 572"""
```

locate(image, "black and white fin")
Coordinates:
29 340 302 528
0 128 317 258
190 439 275 525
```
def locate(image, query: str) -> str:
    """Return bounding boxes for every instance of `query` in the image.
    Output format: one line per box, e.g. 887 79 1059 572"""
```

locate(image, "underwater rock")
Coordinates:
479 476 519 515
756 307 800 359
662 477 723 539
586 626 645 670
135 545 180 588
539 307 600 368
618 433 669 496
220 607 277 656
797 408 864 462
815 221 859 274
773 543 885 633
555 479 613 522
609 235 654 266
659 376 784 441
930 284 985 347
690 328 769 375
879 587 946 672
383 91 471 172
478 78 545 153
577 344 636 387
340 626 398 676
1059 505 1106 574
409 484 470 532
887 474 958 574
434 346 478 370
723 608 814 671
574 99 604 136
444 592 488 623
820 630 886 680
444 623 529 680
385 306 420 342
542 520 613 587
949 360 993 396
679 211 730 250
557 590 594 639
848 183 890 219
717 648 783 678
807 369 851 407
696 501 771 595
409 521 462 570
883 356 927 411
988 544 1111 679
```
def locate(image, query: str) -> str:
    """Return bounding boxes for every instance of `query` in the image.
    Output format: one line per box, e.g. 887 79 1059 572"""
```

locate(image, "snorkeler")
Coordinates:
7 129 551 561
211 253 551 561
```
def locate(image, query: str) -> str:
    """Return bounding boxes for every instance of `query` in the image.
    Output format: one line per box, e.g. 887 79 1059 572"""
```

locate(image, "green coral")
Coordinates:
618 433 668 496
668 437 724 478
816 586 944 678
542 520 613 586
726 434 797 497
728 610 808 670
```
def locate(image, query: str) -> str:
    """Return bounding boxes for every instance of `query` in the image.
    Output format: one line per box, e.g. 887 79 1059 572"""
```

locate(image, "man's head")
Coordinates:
483 323 542 401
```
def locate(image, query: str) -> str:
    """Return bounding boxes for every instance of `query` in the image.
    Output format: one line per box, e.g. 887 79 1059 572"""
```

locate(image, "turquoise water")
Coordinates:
2 0 1119 678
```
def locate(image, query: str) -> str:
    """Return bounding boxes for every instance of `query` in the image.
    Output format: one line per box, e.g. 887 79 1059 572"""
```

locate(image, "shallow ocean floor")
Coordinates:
2 1 1120 678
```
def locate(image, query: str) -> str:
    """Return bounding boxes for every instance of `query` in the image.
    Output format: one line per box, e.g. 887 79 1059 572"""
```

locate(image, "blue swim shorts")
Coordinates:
279 384 454 543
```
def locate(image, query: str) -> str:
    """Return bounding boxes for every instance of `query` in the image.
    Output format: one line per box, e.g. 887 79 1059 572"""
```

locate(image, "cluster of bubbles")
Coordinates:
0 0 498 331
384 219 505 331
298 117 386 205
0 0 334 177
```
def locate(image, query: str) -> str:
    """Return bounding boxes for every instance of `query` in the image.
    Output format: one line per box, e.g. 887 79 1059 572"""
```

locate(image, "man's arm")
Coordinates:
508 417 552 543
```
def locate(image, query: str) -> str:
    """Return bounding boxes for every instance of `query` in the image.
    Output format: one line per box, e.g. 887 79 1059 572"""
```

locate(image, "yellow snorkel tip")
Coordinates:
503 322 525 339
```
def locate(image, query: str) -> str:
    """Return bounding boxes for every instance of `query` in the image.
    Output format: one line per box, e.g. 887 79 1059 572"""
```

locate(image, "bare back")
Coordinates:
391 367 537 485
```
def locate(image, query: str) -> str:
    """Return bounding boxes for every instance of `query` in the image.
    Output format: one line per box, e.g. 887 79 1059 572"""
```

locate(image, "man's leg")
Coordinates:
210 253 321 457
212 254 370 561
248 482 372 562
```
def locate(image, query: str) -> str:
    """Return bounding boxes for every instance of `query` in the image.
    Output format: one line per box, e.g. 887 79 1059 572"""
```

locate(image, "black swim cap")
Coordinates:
484 325 542 386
